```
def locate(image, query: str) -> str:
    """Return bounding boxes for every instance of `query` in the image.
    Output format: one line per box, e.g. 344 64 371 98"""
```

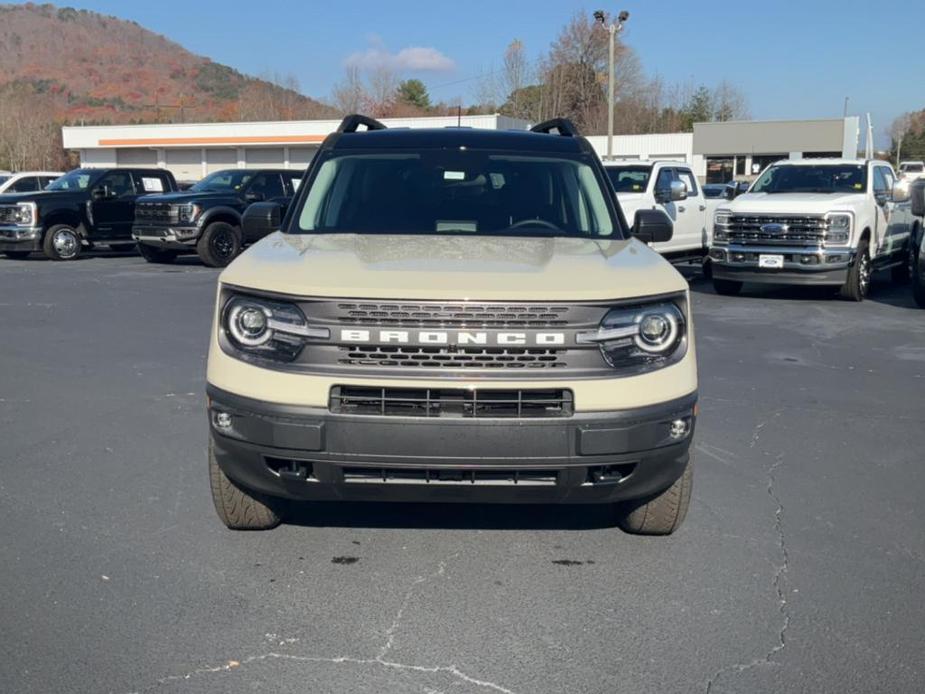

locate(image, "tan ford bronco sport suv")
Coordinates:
206 115 698 535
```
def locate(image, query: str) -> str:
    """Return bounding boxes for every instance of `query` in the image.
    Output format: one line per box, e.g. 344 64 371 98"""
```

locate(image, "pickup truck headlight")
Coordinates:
8 202 37 226
825 213 851 244
175 203 201 224
577 300 687 373
221 294 329 362
713 212 731 243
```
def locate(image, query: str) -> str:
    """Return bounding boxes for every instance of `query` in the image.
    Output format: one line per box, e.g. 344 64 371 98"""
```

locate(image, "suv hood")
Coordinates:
0 190 78 204
726 192 864 213
221 233 687 301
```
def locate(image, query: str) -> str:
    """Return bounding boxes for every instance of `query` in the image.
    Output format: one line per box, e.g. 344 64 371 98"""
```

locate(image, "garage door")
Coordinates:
289 148 316 169
205 149 237 175
165 150 202 182
245 148 285 167
116 148 157 166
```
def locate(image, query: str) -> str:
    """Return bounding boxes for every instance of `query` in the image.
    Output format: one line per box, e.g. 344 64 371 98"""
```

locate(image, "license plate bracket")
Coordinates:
758 254 784 269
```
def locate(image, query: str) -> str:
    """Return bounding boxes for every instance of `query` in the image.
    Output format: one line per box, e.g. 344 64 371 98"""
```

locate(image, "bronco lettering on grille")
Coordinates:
339 329 566 346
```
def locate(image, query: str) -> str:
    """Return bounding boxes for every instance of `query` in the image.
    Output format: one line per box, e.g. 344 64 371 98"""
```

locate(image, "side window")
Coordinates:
881 167 895 191
872 167 889 196
282 172 302 195
41 176 58 189
97 171 135 197
132 172 167 194
654 167 674 193
677 169 699 197
10 177 40 192
247 173 285 200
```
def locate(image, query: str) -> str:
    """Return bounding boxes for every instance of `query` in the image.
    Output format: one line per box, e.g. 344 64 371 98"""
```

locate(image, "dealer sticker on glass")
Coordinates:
759 254 784 269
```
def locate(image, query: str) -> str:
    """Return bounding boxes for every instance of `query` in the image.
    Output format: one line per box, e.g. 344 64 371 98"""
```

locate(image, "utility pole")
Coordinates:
843 96 849 117
594 10 630 160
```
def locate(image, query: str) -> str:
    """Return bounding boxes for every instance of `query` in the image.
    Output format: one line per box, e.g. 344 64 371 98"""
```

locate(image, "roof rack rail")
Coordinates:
530 118 580 137
337 114 387 133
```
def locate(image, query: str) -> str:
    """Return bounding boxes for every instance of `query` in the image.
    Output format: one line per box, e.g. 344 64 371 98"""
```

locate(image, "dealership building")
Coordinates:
62 114 860 184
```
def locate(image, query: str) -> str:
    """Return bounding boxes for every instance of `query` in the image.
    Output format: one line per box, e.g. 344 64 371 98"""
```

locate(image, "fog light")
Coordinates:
710 249 726 261
214 411 232 429
732 253 746 262
669 418 691 440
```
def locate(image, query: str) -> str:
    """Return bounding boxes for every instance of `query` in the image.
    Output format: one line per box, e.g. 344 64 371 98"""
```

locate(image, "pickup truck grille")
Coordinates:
330 386 574 418
725 215 827 246
135 202 176 224
0 206 22 224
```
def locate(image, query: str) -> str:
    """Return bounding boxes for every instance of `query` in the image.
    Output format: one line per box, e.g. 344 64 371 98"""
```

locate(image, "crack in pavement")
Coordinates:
705 414 792 694
128 551 517 694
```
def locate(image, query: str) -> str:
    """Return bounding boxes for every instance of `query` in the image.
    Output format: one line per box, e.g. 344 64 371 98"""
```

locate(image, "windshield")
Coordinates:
0 175 10 187
296 151 617 238
751 164 867 194
605 166 651 193
702 184 726 198
901 163 924 173
190 169 254 193
46 169 95 191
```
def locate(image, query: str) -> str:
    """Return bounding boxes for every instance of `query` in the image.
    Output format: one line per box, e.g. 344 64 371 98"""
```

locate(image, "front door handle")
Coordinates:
678 205 686 212
699 204 706 211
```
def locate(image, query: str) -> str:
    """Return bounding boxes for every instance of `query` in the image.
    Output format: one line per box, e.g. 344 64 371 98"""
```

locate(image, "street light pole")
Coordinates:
594 10 629 160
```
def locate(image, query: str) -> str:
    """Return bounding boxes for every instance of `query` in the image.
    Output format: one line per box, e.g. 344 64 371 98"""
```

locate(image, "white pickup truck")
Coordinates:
709 158 914 301
604 160 721 269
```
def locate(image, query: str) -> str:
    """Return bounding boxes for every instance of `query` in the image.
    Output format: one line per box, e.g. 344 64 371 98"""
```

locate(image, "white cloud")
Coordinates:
345 42 456 73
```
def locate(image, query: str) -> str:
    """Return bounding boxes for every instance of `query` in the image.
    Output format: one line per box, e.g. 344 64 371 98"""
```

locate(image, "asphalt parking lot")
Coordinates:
1 253 923 694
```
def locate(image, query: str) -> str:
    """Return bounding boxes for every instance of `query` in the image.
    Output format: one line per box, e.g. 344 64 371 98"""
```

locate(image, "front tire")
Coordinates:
617 462 693 535
209 440 280 530
197 222 242 268
137 243 178 264
42 224 82 261
3 251 31 260
713 278 742 296
839 244 871 301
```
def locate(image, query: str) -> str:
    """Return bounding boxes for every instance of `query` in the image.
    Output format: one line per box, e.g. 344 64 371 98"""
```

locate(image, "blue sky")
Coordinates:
59 0 924 144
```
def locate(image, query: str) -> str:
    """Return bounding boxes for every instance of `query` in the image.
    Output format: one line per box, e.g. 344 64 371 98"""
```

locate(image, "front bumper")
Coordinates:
132 225 199 250
0 225 42 252
710 244 852 286
208 385 697 504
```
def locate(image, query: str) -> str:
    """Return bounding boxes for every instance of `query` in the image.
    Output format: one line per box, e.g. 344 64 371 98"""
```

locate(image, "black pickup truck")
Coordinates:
132 168 301 267
0 167 178 261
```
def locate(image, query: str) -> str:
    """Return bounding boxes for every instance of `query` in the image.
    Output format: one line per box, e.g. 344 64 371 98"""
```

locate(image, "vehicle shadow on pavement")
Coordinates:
282 500 620 531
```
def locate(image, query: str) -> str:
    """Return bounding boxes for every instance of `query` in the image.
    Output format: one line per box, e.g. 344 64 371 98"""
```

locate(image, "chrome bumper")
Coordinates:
0 225 41 241
132 226 198 249
710 244 853 285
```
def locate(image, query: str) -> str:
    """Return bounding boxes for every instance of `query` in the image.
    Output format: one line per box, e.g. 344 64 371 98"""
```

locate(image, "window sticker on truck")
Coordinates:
142 177 164 192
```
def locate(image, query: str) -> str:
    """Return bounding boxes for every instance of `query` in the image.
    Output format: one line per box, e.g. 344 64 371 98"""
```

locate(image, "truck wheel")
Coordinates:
617 462 693 535
3 251 31 260
712 278 742 296
839 245 871 301
891 243 915 285
42 224 82 261
137 243 178 264
197 222 241 268
209 440 280 530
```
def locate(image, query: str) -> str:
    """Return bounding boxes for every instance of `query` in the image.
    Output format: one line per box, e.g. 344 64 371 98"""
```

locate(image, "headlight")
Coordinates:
175 203 200 224
825 213 851 244
714 212 732 227
11 202 36 226
577 301 686 373
221 294 329 362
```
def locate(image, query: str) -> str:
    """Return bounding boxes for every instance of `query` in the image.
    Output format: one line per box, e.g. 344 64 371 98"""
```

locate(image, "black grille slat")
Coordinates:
330 386 573 418
335 302 570 328
339 346 566 369
135 202 177 224
342 466 559 486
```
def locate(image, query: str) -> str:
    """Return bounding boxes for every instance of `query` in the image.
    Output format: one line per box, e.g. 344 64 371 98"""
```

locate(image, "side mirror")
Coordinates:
632 209 673 243
911 181 925 217
242 201 283 239
670 180 687 201
723 186 736 200
891 182 910 203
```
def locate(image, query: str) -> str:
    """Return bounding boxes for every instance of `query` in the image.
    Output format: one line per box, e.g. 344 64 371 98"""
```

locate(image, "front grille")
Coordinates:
0 206 21 224
336 302 571 327
726 215 827 246
135 202 176 224
330 386 574 418
342 467 559 486
338 346 566 369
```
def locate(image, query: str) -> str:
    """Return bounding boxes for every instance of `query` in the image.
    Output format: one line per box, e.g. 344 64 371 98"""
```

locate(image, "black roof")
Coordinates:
329 127 592 155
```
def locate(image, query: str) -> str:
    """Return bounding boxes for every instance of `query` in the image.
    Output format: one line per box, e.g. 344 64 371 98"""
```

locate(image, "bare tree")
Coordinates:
712 81 750 122
331 66 367 115
501 40 529 115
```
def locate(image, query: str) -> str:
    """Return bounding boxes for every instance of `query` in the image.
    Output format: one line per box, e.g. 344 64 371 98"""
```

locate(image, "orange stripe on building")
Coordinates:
97 135 327 146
